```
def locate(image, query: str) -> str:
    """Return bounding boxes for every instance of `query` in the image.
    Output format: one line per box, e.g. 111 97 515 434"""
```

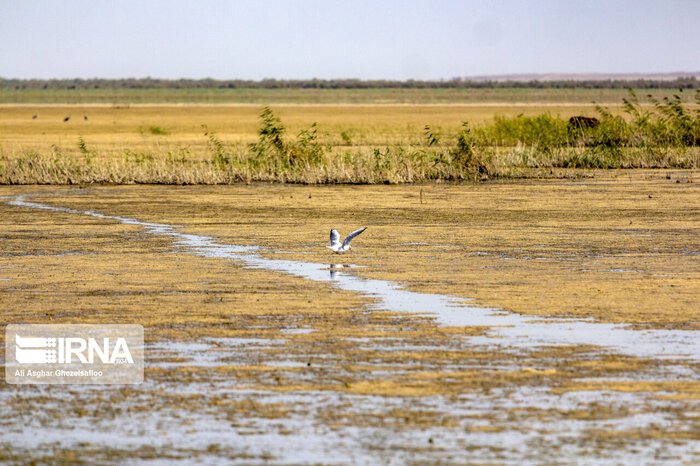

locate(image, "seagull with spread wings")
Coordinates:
327 227 366 254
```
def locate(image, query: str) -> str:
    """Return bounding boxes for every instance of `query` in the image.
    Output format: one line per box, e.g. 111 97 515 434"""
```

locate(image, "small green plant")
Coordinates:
247 107 329 170
77 136 89 155
124 150 153 165
373 147 392 172
621 89 650 127
148 125 169 135
594 89 699 148
77 136 95 164
203 125 231 166
480 113 569 150
250 106 286 159
424 125 440 146
452 122 489 178
294 122 325 165
167 147 191 164
560 146 622 169
340 130 353 146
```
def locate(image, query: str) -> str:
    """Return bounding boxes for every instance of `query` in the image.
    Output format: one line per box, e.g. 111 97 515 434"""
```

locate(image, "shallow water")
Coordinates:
7 196 700 360
1 374 697 464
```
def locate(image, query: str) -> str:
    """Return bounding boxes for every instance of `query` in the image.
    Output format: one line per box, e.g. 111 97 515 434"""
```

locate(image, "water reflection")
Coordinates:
7 196 700 360
329 264 351 279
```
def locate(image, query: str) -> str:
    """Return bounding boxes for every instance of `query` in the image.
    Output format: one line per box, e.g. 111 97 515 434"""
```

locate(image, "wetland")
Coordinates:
1 172 698 463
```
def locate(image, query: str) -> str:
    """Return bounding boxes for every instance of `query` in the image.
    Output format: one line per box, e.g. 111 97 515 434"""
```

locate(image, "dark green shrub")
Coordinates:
481 113 569 150
453 122 489 176
250 106 286 159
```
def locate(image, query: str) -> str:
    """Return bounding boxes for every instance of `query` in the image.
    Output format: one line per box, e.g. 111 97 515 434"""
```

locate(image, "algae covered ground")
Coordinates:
0 172 698 463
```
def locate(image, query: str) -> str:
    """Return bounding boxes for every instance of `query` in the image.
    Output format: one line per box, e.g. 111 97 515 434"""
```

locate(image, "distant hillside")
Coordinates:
461 72 700 82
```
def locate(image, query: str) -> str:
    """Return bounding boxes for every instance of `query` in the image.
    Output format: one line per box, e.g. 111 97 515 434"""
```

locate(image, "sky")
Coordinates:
1 0 699 80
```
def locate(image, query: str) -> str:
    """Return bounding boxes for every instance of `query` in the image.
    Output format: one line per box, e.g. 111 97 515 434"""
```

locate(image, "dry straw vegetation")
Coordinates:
1 89 698 184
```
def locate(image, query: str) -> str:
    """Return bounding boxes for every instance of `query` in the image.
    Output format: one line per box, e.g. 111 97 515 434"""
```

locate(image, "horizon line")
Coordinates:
3 72 700 83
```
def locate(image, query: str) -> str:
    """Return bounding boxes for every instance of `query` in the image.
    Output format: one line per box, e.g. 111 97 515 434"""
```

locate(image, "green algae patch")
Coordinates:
7 169 696 329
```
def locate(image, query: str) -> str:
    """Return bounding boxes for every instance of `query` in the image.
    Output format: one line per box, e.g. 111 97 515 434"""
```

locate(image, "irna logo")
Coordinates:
14 334 134 364
6 324 144 385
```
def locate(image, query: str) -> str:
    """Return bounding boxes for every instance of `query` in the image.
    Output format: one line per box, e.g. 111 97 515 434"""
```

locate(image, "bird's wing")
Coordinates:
330 229 341 246
342 227 367 247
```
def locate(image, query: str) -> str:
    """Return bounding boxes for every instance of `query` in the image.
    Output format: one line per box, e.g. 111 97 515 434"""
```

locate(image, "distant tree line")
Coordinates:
1 77 698 90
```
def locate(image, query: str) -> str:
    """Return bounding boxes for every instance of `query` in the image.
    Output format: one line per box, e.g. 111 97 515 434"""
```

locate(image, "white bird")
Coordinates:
327 227 367 254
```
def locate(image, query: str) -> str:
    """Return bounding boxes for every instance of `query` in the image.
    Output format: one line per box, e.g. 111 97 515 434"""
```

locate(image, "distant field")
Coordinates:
0 103 632 184
0 87 686 104
0 103 610 151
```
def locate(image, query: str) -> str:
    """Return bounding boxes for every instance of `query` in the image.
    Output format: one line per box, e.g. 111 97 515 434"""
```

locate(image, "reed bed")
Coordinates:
2 90 698 184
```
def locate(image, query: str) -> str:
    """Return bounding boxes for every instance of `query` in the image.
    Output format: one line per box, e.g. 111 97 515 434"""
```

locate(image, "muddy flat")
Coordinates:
1 171 698 463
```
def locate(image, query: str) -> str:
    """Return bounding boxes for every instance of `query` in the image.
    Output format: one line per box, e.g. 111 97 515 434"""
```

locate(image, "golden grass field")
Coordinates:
1 102 608 151
1 173 698 462
3 102 697 185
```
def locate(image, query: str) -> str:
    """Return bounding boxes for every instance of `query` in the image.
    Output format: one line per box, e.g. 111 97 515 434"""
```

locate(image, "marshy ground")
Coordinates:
0 171 698 463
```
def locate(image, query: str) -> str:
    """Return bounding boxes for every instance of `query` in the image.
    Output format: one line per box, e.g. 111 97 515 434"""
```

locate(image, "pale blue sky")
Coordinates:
1 0 698 80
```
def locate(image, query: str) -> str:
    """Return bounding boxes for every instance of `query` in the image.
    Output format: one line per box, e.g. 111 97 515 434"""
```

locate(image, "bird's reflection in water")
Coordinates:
329 264 351 279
